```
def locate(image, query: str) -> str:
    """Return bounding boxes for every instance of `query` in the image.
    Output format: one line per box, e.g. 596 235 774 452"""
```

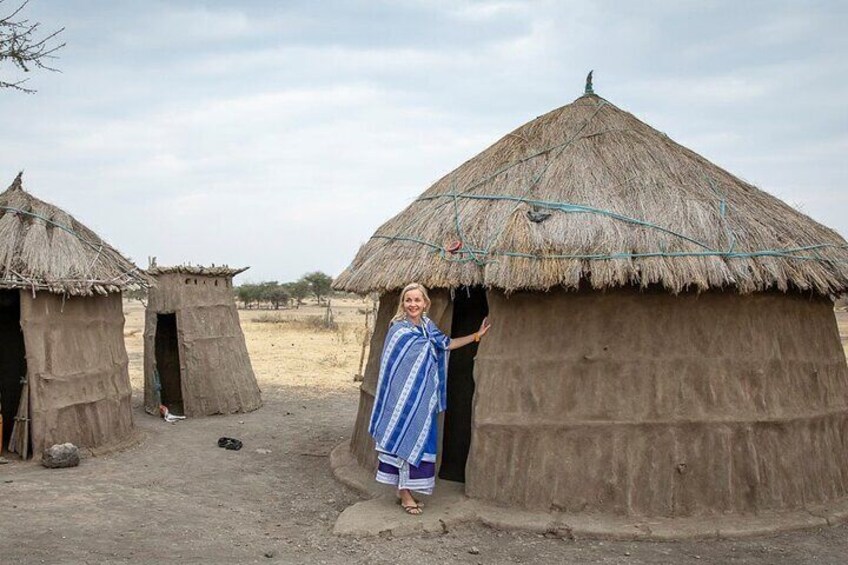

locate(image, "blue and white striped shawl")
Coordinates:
369 317 450 466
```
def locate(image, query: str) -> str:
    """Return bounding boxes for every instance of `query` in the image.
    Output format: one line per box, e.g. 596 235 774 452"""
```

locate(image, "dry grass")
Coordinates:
335 95 848 295
123 297 369 397
251 312 339 331
837 311 848 359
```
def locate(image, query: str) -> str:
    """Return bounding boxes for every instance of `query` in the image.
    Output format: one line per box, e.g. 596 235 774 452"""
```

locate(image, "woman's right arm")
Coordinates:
447 317 491 351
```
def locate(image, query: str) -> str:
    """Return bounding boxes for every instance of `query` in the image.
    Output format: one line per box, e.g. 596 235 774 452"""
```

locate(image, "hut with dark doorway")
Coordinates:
332 80 848 525
0 173 147 458
143 265 261 417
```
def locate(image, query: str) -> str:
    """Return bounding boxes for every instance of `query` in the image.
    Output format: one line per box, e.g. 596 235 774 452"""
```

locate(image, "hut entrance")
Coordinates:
0 290 27 452
154 313 184 415
439 286 488 483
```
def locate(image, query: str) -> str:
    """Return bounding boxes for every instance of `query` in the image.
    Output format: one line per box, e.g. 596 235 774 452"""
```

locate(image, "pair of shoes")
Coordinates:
217 437 243 451
401 502 423 516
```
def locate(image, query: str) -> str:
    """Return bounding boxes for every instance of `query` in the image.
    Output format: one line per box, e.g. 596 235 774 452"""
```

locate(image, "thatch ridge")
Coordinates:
334 94 848 295
147 264 249 277
0 173 149 295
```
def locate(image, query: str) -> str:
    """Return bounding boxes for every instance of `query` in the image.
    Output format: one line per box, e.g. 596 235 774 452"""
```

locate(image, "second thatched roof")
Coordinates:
335 91 848 295
147 264 248 277
0 173 149 296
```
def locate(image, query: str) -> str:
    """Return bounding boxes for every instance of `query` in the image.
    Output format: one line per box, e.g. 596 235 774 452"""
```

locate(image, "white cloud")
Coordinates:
1 0 846 283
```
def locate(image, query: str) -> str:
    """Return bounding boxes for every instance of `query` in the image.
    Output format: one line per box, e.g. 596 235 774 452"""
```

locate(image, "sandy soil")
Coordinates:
1 301 847 564
836 310 848 357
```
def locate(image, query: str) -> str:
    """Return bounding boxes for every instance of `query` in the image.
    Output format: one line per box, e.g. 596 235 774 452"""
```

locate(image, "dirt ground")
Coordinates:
1 302 847 564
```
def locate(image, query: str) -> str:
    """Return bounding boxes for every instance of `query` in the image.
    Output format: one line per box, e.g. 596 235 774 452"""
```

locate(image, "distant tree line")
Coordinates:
235 271 334 309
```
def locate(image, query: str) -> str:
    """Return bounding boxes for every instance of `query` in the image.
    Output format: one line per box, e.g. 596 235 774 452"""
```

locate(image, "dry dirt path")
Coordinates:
0 302 847 564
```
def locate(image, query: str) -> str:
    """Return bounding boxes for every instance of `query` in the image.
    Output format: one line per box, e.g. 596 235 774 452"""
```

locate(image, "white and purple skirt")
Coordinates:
375 452 436 495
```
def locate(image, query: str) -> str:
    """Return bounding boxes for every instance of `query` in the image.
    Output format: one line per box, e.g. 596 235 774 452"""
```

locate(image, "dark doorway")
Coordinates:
0 290 27 452
439 286 488 482
154 313 183 415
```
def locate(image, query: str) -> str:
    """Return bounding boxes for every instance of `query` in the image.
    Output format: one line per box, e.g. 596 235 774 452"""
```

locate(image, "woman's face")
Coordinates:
403 289 427 322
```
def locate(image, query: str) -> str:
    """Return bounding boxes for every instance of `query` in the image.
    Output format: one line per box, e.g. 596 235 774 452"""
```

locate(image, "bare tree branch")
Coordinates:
1 0 65 93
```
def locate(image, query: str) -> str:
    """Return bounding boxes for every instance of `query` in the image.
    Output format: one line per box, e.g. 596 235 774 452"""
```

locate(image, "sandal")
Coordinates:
401 502 423 516
217 437 243 451
396 497 424 509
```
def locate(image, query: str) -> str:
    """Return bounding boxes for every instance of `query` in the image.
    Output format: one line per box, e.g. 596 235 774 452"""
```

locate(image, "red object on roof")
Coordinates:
446 240 462 254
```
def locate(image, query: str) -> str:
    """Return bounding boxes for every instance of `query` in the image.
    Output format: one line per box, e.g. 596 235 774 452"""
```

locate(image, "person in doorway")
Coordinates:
369 282 491 515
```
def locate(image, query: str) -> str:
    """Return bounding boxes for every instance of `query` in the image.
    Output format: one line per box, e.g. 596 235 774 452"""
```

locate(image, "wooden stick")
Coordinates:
21 379 29 460
9 378 29 459
354 307 372 382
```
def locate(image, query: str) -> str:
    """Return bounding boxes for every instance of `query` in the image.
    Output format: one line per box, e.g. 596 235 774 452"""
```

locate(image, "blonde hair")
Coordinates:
391 283 431 324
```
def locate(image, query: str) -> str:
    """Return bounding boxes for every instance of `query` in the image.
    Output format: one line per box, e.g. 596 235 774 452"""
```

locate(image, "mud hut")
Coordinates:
143 265 261 417
333 81 848 523
0 173 147 457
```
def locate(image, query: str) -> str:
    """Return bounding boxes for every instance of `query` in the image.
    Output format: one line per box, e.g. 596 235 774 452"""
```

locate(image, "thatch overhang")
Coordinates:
147 265 249 277
334 93 848 295
0 173 150 296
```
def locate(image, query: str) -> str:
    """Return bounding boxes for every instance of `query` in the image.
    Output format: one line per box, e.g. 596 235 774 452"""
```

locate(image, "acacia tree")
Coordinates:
1 1 64 92
303 271 333 304
259 282 290 310
236 284 261 309
284 280 311 308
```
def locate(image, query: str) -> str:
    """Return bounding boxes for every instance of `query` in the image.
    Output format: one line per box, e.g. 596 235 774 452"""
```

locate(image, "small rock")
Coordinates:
42 443 80 468
239 420 245 424
0 456 9 465
468 546 480 555
256 448 272 455
624 551 631 556
264 550 276 558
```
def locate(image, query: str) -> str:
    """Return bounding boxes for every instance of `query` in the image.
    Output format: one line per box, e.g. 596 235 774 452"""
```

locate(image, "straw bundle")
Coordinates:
0 173 149 295
146 265 248 277
334 93 848 295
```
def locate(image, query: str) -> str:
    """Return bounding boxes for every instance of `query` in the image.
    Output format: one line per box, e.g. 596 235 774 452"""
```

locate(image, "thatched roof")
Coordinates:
147 264 248 277
0 173 149 295
335 91 848 295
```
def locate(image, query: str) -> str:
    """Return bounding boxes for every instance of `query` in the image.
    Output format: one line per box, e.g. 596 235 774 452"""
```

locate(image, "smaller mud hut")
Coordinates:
143 264 261 417
0 173 147 457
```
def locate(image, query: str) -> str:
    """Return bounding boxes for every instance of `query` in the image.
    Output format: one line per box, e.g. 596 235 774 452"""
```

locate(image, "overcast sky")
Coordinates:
2 1 846 284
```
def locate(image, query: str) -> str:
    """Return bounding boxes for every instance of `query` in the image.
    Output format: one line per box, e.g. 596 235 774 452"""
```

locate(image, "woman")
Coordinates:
369 283 491 515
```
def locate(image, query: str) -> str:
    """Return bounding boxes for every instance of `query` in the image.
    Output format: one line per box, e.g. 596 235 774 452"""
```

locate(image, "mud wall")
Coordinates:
144 273 261 417
466 288 848 516
349 289 453 470
21 292 134 455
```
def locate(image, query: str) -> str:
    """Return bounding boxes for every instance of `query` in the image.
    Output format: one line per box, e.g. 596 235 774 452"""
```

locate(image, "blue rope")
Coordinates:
0 205 103 254
703 174 737 252
373 234 848 263
420 192 716 252
0 204 145 286
373 97 846 270
435 101 610 267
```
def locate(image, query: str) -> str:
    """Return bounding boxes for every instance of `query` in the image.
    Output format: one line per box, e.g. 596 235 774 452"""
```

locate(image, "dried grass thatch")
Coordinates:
335 92 848 295
146 264 248 277
0 173 149 295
